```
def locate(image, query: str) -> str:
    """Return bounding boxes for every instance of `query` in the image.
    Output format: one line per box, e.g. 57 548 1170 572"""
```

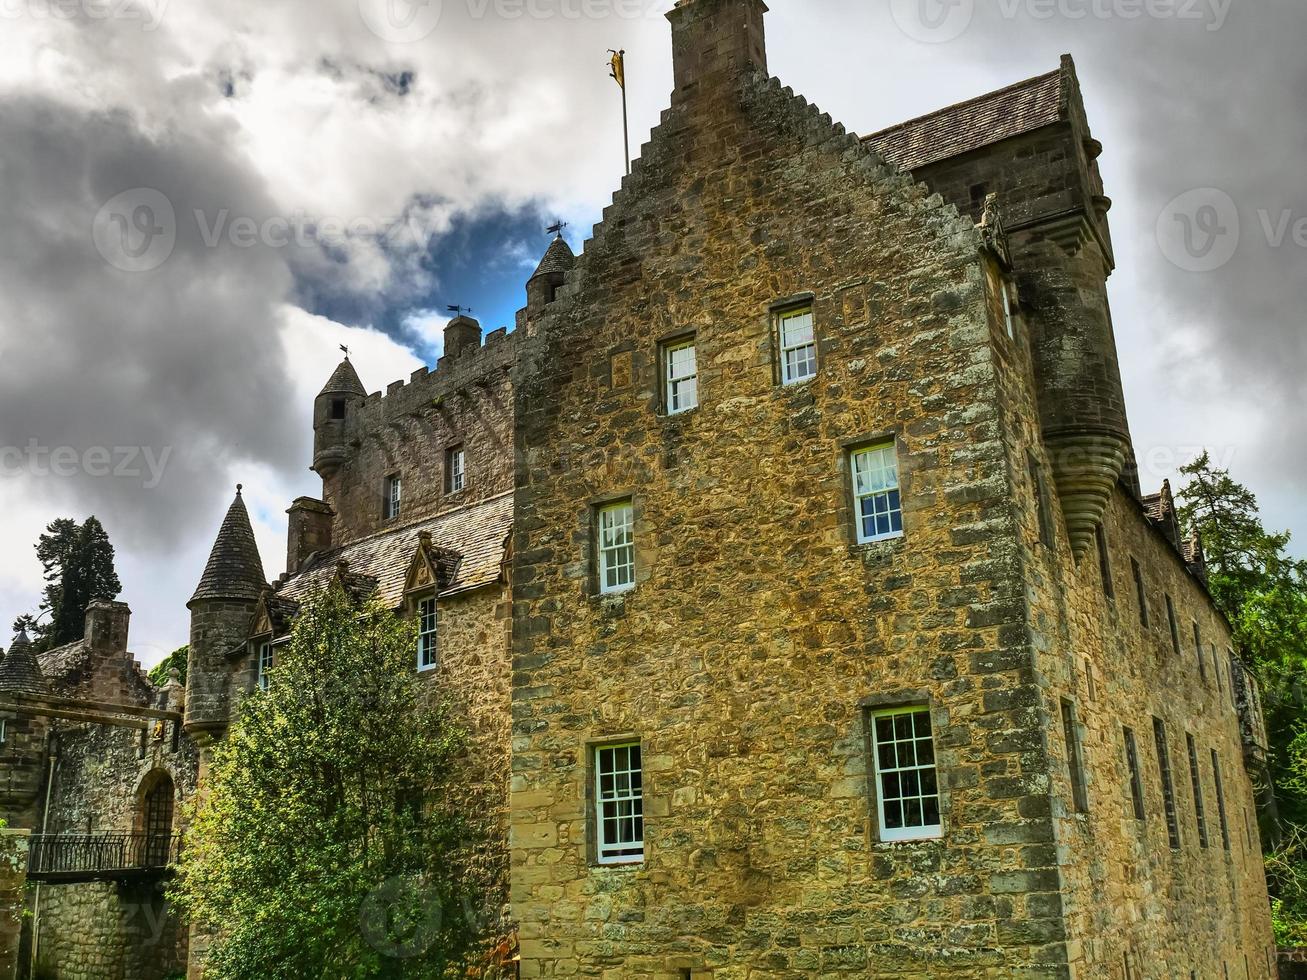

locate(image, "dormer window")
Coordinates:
331 398 347 421
385 475 402 520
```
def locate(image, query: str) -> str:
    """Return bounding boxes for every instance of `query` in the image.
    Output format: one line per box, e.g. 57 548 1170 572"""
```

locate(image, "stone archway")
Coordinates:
135 770 175 867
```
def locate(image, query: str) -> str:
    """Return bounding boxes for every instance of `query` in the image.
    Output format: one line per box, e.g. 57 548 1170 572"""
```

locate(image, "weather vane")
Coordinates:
339 344 350 361
447 305 473 317
547 221 568 239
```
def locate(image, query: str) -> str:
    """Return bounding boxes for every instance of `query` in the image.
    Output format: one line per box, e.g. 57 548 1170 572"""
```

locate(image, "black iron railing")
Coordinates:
28 832 182 881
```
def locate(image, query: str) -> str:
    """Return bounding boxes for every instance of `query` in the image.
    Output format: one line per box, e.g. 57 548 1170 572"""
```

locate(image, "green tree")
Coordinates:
20 516 123 650
172 585 495 979
147 645 188 688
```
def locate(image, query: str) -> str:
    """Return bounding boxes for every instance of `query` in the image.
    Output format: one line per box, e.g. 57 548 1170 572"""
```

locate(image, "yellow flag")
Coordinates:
609 49 625 90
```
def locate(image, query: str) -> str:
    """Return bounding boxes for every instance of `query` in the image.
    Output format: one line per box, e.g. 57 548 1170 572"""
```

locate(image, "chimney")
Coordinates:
444 315 483 361
84 600 131 651
286 497 334 574
667 0 768 100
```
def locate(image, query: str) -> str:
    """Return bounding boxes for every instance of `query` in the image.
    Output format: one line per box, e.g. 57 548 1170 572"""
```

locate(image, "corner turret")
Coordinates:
526 237 576 317
313 358 368 478
185 486 267 738
0 629 50 825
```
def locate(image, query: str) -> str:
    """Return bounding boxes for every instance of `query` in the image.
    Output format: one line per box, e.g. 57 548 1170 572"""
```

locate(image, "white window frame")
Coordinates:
1001 281 1018 339
447 447 466 494
851 443 904 544
597 501 635 595
778 308 817 385
664 339 698 415
386 475 402 520
869 706 942 843
417 596 438 672
0 719 7 744
594 742 644 865
256 641 274 692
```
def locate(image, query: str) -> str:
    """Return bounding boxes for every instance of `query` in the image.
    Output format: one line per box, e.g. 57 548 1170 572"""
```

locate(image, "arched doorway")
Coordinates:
138 771 175 867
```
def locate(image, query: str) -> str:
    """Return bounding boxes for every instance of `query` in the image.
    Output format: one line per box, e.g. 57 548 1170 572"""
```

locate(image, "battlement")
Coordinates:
356 326 517 426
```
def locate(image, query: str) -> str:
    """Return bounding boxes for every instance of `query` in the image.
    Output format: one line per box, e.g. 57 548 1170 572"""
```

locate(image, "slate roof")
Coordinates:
0 630 48 695
276 492 513 610
863 64 1067 172
190 489 269 605
319 358 367 398
531 237 576 280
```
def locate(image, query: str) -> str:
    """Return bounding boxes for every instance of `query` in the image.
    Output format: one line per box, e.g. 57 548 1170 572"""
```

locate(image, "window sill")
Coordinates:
872 833 944 850
594 857 644 869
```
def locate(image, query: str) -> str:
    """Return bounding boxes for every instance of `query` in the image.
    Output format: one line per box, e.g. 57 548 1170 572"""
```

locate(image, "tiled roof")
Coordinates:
0 630 48 695
531 237 576 280
319 358 367 398
1141 492 1165 522
863 65 1067 172
191 489 268 605
277 492 512 610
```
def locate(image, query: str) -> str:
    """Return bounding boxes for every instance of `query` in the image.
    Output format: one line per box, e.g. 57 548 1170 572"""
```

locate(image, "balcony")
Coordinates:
27 833 182 884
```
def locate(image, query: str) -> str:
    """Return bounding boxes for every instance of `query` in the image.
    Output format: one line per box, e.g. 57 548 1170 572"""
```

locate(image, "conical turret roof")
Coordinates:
530 236 576 280
190 487 268 605
319 358 367 398
0 629 47 695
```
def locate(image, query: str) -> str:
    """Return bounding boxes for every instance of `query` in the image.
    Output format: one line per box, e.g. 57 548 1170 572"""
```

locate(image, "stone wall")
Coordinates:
34 881 185 980
509 14 1074 973
420 583 514 926
322 330 517 544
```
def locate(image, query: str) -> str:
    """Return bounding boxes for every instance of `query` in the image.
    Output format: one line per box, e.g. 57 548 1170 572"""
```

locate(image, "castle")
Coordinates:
0 0 1279 976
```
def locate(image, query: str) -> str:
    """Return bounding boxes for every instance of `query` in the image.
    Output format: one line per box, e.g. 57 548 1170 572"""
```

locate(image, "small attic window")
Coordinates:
331 398 347 420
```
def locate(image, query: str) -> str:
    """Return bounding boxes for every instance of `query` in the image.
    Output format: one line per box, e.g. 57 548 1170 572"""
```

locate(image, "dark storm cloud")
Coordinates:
0 95 301 545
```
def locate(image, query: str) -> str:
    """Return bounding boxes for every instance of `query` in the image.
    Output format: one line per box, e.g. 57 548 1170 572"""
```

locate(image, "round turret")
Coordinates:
526 237 576 315
0 629 50 821
313 358 367 478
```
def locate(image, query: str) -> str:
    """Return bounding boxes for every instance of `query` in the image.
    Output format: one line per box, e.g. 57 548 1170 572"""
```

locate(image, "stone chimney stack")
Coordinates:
667 0 768 100
84 600 131 652
286 497 334 574
444 315 483 361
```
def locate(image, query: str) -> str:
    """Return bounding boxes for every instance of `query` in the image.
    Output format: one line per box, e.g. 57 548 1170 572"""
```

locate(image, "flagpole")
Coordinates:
610 49 630 176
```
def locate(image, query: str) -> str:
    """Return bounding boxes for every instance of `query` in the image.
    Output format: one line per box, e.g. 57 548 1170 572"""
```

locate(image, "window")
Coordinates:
595 742 643 864
330 398 347 420
1227 652 1238 705
1211 749 1231 852
1132 558 1149 627
1194 623 1206 680
778 308 817 385
597 501 635 594
1153 717 1181 849
1123 726 1146 822
1166 595 1180 654
1061 700 1088 813
1186 733 1209 849
1215 646 1224 699
256 641 274 692
1096 525 1115 600
0 719 6 745
385 475 402 520
663 339 698 414
446 446 466 494
851 443 904 544
869 706 942 842
417 597 438 672
1028 454 1053 547
1001 281 1018 340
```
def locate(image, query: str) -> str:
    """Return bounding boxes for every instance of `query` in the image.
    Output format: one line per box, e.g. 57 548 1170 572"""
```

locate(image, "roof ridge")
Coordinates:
863 66 1064 142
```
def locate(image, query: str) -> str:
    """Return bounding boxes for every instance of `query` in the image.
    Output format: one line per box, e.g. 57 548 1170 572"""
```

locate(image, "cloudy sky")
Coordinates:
0 0 1302 667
